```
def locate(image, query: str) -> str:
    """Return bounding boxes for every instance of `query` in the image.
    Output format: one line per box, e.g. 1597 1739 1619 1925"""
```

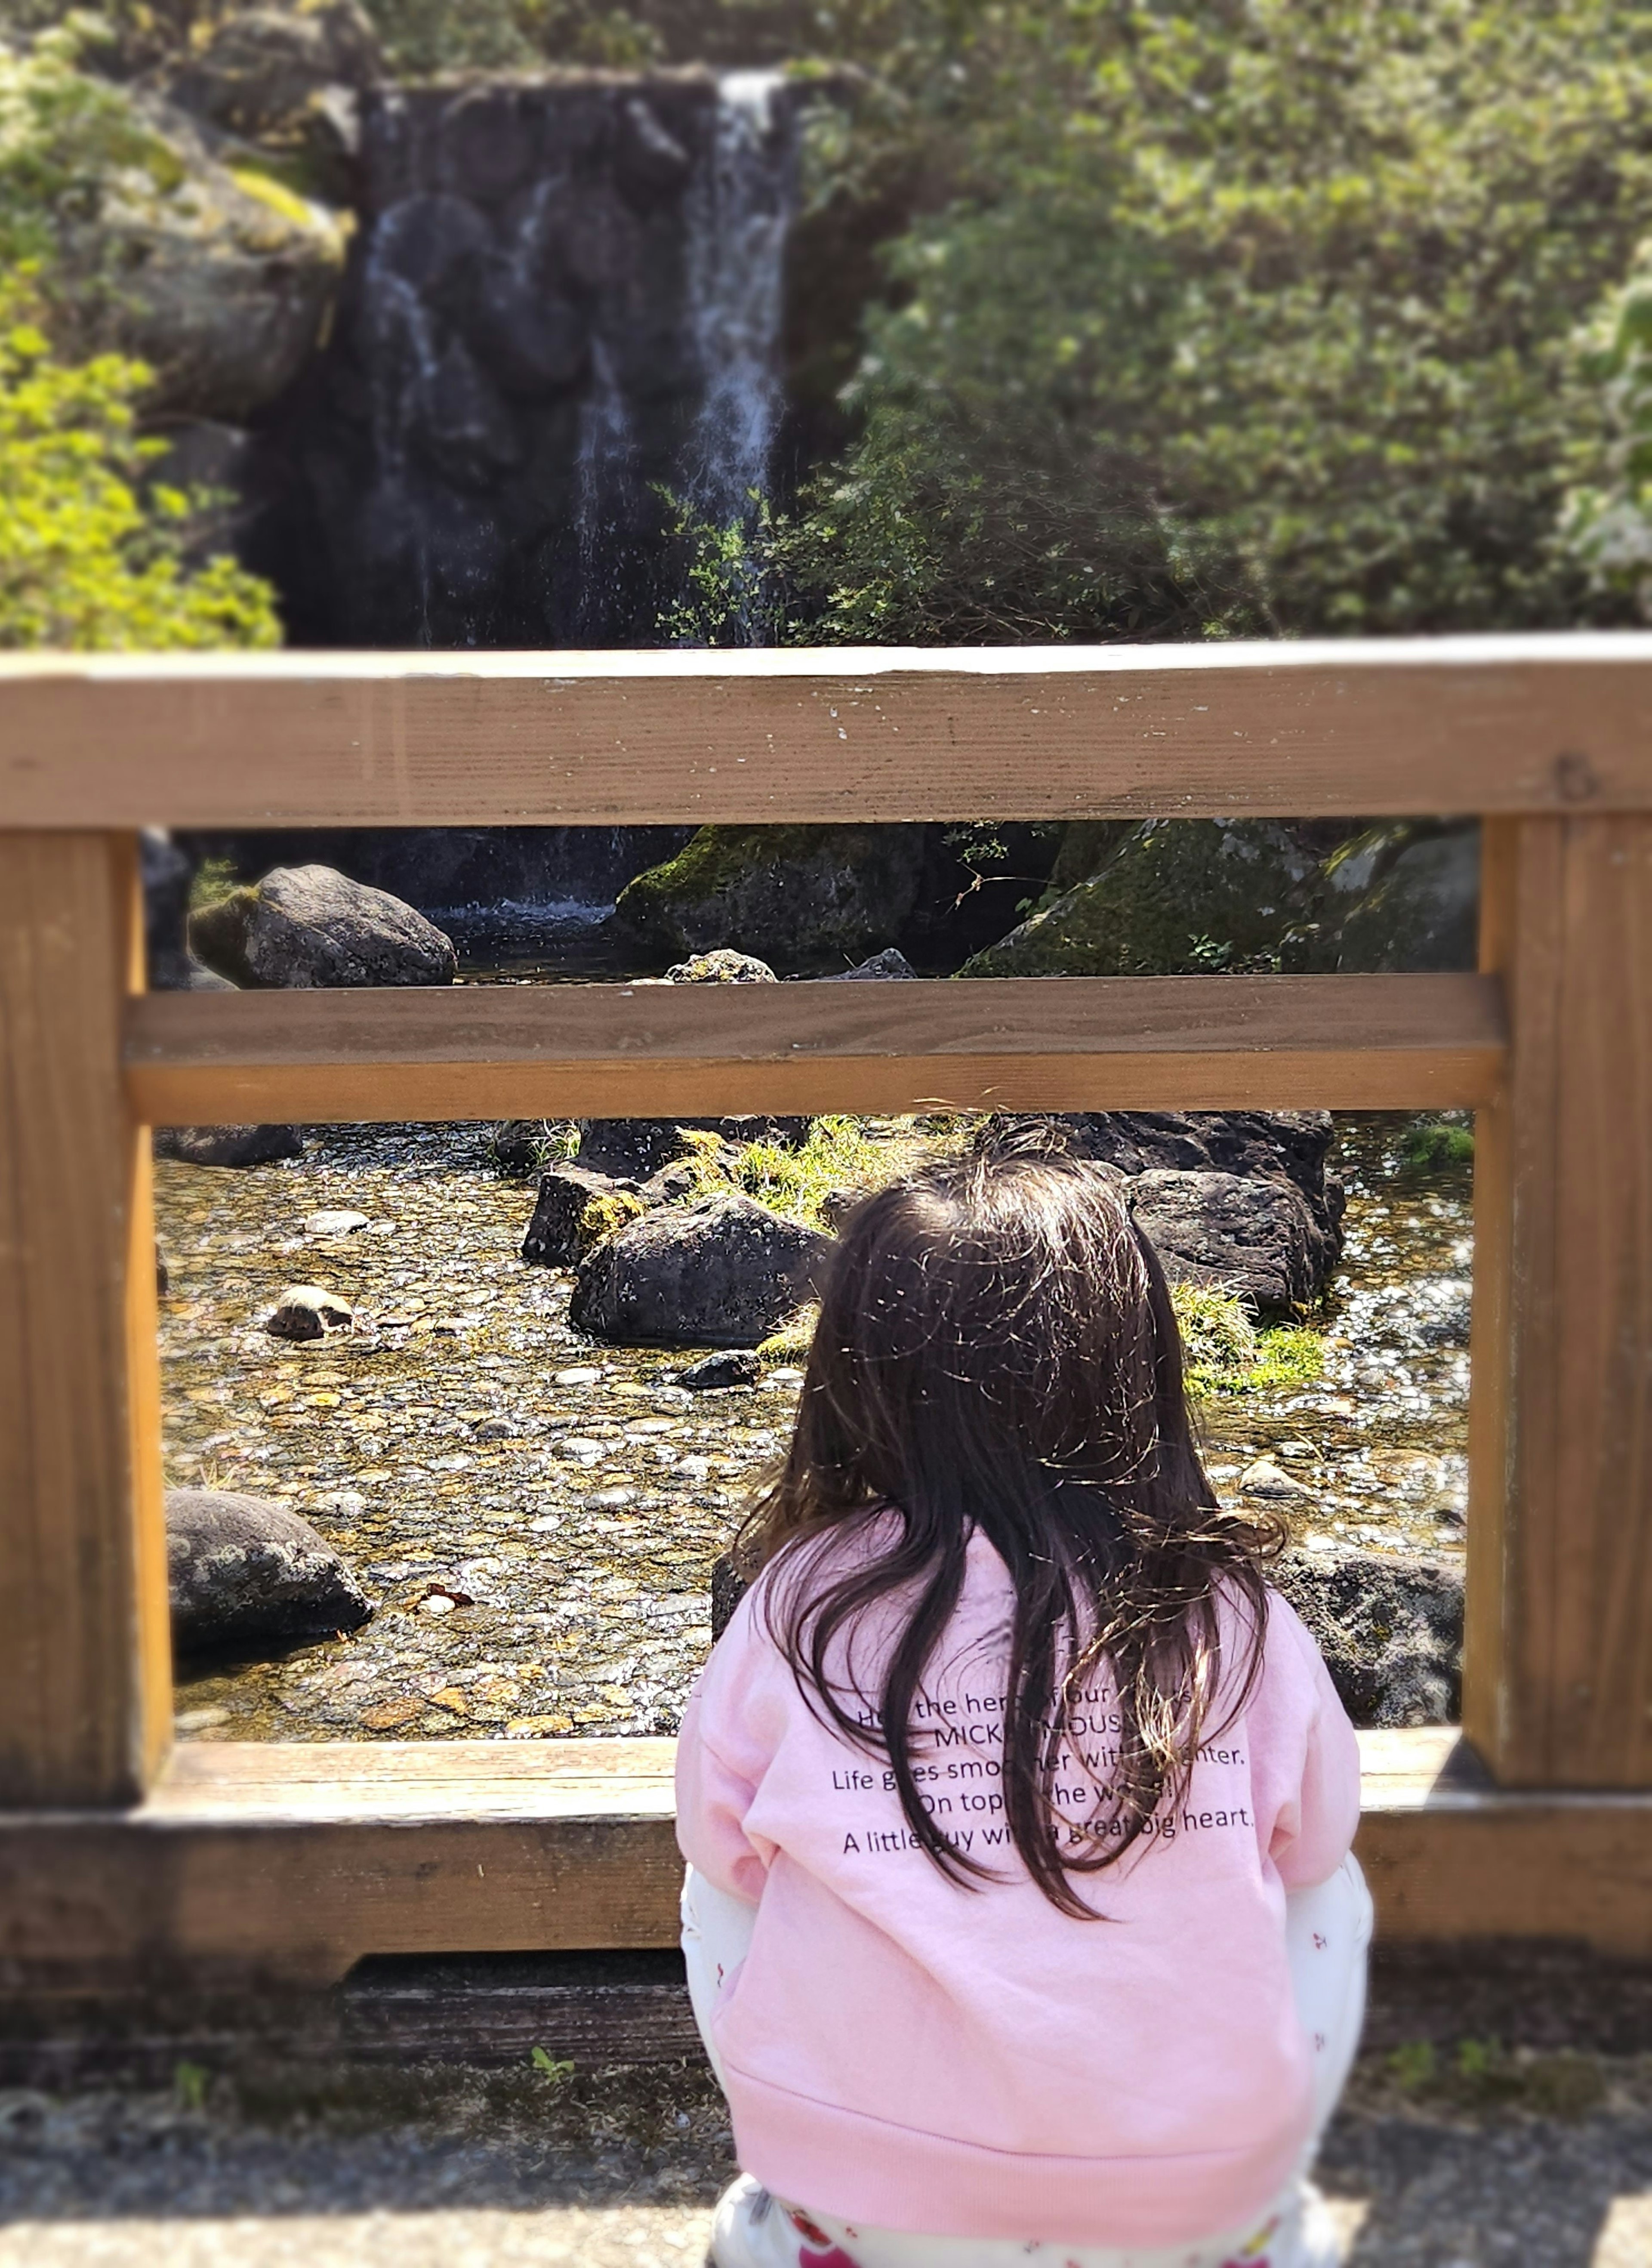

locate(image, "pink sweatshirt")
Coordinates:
675 1523 1362 2249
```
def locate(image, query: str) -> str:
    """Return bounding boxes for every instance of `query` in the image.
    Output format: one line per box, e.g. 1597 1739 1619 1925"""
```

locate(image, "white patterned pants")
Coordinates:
682 1854 1372 2268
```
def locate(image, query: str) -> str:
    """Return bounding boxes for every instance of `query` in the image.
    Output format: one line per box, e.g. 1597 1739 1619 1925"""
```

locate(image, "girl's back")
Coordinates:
675 1124 1365 2261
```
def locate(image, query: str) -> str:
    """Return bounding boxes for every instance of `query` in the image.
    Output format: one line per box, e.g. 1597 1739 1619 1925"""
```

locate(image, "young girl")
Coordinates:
676 1127 1370 2268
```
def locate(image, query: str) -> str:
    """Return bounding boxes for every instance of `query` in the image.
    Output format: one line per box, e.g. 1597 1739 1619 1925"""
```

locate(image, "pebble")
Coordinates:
555 1367 603 1385
766 1367 806 1387
265 1284 354 1341
305 1210 371 1237
1240 1457 1313 1501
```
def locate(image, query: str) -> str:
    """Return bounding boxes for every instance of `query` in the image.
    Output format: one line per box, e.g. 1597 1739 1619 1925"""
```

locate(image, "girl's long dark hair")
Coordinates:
737 1121 1284 1919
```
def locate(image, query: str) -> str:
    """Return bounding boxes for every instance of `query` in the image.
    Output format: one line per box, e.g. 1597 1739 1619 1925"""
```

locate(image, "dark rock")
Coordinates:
576 1119 695 1182
413 335 523 487
439 88 542 207
1273 1547 1462 1728
1332 827 1480 973
616 826 928 971
186 955 239 992
710 1548 749 1640
266 1283 354 1340
616 96 693 203
155 1124 304 1167
521 1163 645 1268
1065 1110 1344 1246
464 264 588 398
637 1157 713 1204
677 1348 762 1391
570 1192 832 1347
818 1185 864 1231
155 1243 170 1297
372 193 495 301
140 828 194 991
714 1115 812 1149
821 947 918 980
167 1486 373 1651
1127 1168 1328 1317
189 864 457 988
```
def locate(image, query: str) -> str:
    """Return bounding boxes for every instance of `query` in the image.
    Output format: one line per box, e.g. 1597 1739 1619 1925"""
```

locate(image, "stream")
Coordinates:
160 1114 1470 1744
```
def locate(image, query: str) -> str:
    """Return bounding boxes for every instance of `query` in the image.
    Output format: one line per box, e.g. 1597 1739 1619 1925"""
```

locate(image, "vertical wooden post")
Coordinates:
0 834 171 1807
1465 815 1652 1785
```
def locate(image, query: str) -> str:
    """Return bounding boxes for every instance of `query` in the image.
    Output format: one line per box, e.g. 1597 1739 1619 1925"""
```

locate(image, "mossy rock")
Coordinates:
961 821 1321 978
614 825 926 972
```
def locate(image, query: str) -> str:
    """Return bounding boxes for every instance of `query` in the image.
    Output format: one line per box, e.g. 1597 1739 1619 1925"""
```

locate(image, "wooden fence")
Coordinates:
1 636 1650 1988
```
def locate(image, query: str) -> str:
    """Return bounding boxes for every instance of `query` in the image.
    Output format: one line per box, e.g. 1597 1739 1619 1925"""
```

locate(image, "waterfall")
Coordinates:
685 70 797 533
573 335 640 642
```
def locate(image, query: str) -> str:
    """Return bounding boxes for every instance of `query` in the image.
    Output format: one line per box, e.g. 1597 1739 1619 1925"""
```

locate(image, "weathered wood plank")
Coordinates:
2 1733 1652 1980
0 835 172 1808
4 636 1652 825
1465 817 1652 1786
125 972 1507 1123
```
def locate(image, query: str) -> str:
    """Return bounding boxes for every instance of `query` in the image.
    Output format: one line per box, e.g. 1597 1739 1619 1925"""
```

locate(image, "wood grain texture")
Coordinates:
0 835 172 1809
1465 817 1652 1786
2 1734 1652 1981
4 636 1652 825
124 972 1507 1123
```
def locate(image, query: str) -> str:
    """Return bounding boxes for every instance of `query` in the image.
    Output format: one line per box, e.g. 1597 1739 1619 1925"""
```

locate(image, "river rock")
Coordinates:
167 1486 373 1650
488 1119 556 1172
823 947 919 980
266 1283 354 1339
576 1114 809 1181
1273 1546 1462 1727
616 826 928 970
665 948 777 983
962 820 1322 978
676 1348 762 1391
155 1124 305 1166
1128 1169 1327 1316
189 864 457 987
570 1193 832 1347
521 1163 646 1268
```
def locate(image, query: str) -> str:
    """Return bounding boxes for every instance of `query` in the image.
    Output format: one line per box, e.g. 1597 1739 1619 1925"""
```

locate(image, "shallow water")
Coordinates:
160 1114 1470 1744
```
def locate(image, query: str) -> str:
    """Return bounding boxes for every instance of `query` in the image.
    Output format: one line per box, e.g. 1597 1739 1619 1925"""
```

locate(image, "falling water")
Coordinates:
573 336 641 642
685 70 797 532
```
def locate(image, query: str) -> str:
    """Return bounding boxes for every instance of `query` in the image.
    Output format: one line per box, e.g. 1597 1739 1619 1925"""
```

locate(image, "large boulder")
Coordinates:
54 87 347 422
1126 1169 1330 1317
1065 1110 1344 1247
165 0 383 144
615 827 927 971
574 1114 810 1181
189 864 457 987
1272 1546 1462 1728
167 1486 372 1650
961 820 1322 978
570 1192 832 1347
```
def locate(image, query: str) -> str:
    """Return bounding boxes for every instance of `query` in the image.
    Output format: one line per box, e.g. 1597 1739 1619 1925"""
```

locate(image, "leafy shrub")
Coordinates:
0 276 280 649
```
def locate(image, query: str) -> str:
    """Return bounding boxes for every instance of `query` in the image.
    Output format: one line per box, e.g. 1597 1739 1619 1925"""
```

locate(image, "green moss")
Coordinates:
757 1305 819 1365
672 1114 973 1231
188 855 240 915
616 826 823 939
1399 1117 1476 1171
576 1189 648 1250
962 821 1320 979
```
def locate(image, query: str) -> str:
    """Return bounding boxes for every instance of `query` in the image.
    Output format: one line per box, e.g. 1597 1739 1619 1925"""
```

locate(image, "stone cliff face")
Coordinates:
247 69 798 646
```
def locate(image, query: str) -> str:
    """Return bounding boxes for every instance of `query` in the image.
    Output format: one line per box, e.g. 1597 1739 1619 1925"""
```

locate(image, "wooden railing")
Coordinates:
1 635 1649 1985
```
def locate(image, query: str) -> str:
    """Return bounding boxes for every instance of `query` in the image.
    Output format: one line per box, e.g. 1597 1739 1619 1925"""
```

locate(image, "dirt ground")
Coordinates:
1 2053 1649 2267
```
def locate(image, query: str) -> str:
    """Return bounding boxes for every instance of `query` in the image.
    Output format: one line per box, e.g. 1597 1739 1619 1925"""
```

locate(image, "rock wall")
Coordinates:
246 68 799 646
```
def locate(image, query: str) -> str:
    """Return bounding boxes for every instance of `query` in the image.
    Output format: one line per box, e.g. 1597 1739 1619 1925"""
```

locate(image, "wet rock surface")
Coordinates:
190 865 458 989
1274 1546 1463 1726
1128 1168 1331 1316
168 1486 373 1650
157 1125 306 1169
616 824 927 969
154 1115 1469 1743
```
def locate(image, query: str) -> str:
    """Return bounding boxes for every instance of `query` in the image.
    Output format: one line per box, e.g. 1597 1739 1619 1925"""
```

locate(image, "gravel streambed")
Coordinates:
157 1114 1470 1745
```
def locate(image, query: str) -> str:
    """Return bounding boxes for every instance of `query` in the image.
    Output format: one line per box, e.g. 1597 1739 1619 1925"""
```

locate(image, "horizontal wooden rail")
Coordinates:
125 972 1506 1123
2 1731 1650 1987
6 636 1652 826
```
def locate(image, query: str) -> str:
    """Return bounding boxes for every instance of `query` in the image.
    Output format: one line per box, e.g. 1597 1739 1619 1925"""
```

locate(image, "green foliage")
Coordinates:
0 275 281 649
1564 238 1652 616
1399 1117 1476 1171
777 0 1652 645
173 2058 211 2111
529 2046 575 2080
1171 1283 1324 1400
1381 2035 1606 2117
757 1304 818 1364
